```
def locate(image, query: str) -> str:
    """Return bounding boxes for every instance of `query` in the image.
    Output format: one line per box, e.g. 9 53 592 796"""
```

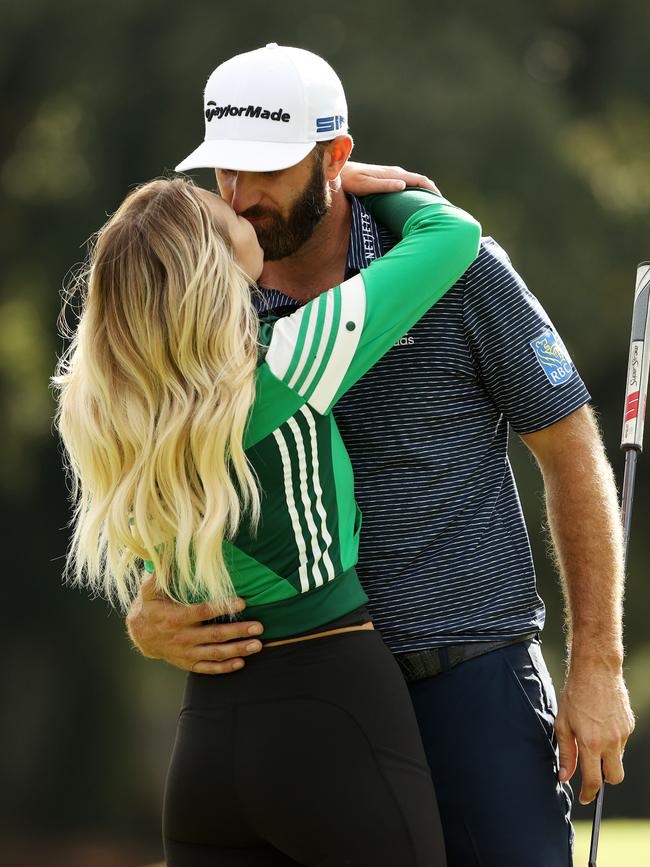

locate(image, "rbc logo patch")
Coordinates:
530 331 574 386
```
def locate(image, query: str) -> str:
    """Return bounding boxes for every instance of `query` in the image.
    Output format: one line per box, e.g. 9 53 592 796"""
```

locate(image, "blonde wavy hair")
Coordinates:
52 177 261 612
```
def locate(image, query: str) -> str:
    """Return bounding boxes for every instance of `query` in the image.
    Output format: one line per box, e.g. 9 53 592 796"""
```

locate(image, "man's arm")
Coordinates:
520 405 635 804
126 574 264 673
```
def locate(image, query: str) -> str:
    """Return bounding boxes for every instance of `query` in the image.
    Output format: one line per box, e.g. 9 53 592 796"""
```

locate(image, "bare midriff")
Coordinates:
264 621 374 648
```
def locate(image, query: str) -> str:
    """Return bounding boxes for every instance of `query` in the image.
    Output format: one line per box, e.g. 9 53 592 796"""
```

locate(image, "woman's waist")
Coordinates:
263 606 373 647
239 565 369 641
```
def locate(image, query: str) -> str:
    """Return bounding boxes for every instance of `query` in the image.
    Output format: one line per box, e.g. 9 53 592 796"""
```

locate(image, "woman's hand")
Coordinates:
340 161 440 195
126 573 264 674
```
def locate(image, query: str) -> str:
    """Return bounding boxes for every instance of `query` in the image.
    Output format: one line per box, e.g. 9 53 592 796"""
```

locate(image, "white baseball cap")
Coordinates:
175 43 348 173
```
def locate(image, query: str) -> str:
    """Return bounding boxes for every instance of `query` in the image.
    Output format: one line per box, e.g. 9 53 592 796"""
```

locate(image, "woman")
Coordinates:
52 177 480 866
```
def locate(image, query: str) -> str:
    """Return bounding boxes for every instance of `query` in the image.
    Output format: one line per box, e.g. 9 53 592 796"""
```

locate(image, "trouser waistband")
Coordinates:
394 632 540 683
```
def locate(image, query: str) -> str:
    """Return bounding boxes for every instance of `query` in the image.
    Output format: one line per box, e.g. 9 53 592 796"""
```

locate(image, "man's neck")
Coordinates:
259 190 352 301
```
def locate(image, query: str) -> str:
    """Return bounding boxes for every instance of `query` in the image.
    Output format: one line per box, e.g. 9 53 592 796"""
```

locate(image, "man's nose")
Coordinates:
227 172 263 215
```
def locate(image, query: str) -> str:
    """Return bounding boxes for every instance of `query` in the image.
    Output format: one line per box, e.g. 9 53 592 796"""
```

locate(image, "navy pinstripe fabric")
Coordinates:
255 196 591 653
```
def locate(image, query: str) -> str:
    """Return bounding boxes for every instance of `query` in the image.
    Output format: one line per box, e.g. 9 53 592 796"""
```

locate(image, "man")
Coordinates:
128 44 634 865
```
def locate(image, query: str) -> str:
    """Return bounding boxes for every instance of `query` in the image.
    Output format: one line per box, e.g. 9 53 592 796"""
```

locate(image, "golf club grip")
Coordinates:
621 262 650 450
588 779 604 866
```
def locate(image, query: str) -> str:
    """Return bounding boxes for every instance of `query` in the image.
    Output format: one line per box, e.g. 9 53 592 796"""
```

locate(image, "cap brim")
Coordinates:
175 139 316 173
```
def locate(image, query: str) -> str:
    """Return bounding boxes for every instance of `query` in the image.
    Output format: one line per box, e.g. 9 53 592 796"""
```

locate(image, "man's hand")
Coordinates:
340 161 440 195
555 666 635 804
125 574 264 674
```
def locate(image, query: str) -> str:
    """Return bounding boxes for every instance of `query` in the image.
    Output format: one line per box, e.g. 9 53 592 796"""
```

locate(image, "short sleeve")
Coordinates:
463 238 591 434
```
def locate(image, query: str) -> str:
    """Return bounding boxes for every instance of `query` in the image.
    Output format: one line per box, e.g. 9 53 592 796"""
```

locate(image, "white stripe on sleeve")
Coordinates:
308 274 366 413
265 305 307 381
297 290 335 397
287 301 320 389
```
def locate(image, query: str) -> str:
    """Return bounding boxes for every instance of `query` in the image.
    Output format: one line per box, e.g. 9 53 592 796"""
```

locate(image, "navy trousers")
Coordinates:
407 638 574 867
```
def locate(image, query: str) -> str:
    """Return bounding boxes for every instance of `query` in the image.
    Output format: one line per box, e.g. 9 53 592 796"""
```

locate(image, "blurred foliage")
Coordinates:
1 0 649 859
572 820 650 864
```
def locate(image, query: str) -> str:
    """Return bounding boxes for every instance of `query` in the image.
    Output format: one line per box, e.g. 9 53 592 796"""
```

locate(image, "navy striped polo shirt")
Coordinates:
256 195 591 653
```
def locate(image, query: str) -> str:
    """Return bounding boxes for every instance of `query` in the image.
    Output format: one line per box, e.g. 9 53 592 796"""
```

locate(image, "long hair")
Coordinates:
51 177 261 612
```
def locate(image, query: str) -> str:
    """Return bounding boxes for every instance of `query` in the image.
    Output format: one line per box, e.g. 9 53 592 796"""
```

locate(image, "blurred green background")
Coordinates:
1 0 649 864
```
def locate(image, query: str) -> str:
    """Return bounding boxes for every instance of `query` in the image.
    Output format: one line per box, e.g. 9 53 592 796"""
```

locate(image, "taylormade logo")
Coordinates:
206 102 291 123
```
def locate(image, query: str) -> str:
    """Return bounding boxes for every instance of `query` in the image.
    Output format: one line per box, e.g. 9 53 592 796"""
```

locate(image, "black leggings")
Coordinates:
163 629 446 866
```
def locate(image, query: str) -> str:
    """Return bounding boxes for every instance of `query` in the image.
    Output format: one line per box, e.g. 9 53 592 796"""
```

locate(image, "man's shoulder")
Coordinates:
372 216 519 291
460 236 530 306
469 236 518 279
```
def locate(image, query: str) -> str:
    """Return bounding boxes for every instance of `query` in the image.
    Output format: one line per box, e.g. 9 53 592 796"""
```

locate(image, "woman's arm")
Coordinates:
340 161 440 195
263 190 481 415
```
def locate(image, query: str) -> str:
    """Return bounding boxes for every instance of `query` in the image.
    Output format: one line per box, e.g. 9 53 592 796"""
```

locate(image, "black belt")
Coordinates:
394 632 540 683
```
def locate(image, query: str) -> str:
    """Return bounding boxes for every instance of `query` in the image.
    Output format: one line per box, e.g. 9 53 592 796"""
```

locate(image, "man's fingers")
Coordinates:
199 620 264 645
602 746 625 786
187 637 264 675
190 658 247 675
578 749 604 805
555 718 578 782
195 637 263 664
161 621 264 659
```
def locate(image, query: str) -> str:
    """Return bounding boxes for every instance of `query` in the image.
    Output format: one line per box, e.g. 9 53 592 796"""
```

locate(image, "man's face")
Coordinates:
215 147 330 261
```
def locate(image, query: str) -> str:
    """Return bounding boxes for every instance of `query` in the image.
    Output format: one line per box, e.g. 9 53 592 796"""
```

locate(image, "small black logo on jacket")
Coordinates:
206 103 291 123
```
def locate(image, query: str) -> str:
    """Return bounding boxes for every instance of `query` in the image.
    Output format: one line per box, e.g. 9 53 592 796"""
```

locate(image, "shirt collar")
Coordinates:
346 193 383 273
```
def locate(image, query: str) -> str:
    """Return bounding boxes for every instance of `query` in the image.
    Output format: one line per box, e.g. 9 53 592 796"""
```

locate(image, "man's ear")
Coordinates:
324 135 354 181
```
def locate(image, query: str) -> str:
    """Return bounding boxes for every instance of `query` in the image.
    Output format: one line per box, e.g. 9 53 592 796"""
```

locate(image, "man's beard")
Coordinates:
242 150 330 261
